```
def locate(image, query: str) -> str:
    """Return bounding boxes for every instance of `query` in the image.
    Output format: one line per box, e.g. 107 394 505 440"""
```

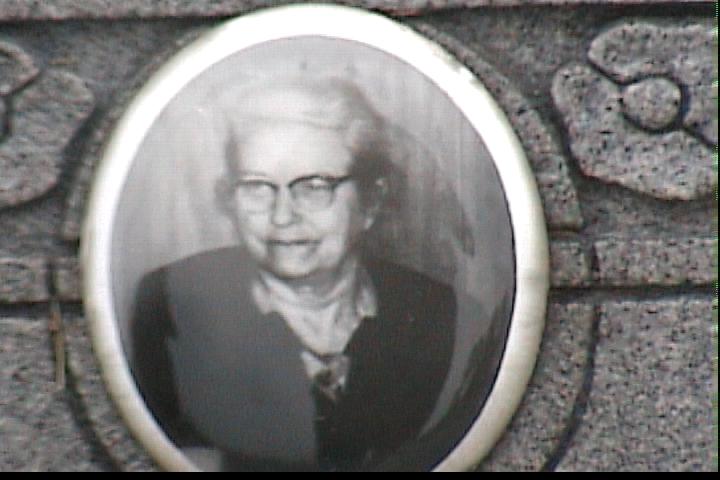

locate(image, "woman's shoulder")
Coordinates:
364 257 456 307
136 247 257 300
363 257 457 339
159 246 252 277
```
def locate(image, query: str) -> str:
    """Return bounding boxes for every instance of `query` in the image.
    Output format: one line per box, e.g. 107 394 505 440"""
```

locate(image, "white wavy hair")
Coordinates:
215 76 394 212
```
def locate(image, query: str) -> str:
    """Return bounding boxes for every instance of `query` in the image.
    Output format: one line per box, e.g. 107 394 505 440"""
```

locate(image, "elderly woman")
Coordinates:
130 78 457 471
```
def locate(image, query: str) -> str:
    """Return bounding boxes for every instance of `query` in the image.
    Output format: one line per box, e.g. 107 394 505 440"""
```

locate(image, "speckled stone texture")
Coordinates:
549 240 591 287
557 298 715 471
52 257 83 302
621 78 682 131
594 237 718 286
0 3 716 473
552 20 717 201
0 1 699 20
0 65 95 208
63 314 157 471
588 22 717 145
0 40 38 96
480 302 595 471
0 257 49 303
0 316 112 471
553 64 715 201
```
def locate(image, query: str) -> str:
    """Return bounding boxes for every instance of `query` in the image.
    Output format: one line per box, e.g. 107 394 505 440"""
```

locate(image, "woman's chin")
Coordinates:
262 260 318 281
261 260 352 290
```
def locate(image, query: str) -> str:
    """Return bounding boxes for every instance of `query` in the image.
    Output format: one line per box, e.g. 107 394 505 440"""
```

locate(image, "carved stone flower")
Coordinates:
552 22 717 201
0 41 95 208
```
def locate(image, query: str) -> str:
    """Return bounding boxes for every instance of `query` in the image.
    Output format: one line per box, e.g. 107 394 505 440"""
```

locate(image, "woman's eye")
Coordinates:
239 181 274 195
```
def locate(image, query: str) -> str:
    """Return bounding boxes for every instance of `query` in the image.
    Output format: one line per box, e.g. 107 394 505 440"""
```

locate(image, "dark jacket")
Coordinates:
130 247 457 471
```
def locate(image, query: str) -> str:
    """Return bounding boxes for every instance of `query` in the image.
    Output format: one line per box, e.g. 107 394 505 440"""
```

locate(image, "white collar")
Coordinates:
251 261 377 356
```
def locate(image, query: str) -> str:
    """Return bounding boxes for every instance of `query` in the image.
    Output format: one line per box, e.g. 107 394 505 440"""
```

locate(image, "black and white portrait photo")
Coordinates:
83 5 548 473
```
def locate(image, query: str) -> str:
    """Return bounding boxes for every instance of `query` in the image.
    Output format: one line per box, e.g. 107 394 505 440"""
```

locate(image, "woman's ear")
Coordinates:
363 177 388 230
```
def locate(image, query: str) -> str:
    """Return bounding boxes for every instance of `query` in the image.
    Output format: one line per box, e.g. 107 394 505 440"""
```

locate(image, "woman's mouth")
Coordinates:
266 239 319 256
267 239 315 246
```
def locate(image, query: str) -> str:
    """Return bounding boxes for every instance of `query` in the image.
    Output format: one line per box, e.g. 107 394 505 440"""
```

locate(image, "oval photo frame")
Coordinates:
82 4 549 472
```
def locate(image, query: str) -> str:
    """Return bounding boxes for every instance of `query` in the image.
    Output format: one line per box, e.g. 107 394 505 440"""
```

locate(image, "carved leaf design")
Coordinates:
0 60 95 208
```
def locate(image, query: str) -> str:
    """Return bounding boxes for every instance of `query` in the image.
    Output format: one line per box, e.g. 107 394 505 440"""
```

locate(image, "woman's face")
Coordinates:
231 123 374 284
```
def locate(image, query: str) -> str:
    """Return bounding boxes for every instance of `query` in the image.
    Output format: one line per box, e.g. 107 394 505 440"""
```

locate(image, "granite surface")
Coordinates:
0 69 94 208
552 19 717 200
0 1 708 20
0 256 48 303
52 257 82 302
548 239 592 288
557 298 715 471
480 302 595 471
588 22 717 145
0 2 716 472
0 316 113 471
63 314 156 471
594 237 718 286
553 63 715 200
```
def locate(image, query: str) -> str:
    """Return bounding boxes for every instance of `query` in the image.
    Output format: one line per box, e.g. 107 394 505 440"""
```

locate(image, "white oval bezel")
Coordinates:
81 4 550 472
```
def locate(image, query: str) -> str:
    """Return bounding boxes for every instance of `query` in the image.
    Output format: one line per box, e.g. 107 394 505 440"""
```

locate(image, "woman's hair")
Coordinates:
215 77 394 216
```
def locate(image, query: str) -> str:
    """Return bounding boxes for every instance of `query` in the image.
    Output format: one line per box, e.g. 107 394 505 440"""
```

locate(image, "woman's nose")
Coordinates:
270 187 298 226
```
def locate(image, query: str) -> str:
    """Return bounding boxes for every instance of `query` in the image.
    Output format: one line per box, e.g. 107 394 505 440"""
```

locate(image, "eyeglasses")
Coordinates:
234 174 354 212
